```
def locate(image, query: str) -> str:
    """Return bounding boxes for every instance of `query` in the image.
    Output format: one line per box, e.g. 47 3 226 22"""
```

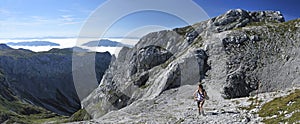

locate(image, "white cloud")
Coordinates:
0 8 22 17
0 8 10 15
61 21 82 25
2 38 131 55
60 15 84 25
30 16 50 22
58 9 71 13
0 18 77 38
61 15 75 22
79 9 93 14
0 16 52 27
0 5 92 39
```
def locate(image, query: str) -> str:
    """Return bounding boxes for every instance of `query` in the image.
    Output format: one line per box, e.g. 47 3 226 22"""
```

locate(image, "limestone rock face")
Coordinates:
129 45 173 75
210 9 285 32
82 9 299 121
0 47 111 115
82 30 210 118
220 20 300 98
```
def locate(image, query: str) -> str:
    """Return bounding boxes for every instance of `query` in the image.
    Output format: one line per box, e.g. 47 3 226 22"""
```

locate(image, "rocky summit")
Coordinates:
0 46 112 116
81 9 300 123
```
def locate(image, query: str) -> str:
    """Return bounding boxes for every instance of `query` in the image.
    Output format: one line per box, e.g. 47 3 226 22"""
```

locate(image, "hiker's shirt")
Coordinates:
196 90 205 102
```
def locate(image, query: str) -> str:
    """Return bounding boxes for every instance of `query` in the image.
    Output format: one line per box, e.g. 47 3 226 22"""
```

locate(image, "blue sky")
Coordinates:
0 0 299 39
0 0 104 39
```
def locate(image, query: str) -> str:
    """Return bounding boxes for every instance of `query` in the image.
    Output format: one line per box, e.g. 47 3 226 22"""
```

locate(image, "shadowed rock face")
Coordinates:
0 47 111 115
129 45 173 75
220 19 300 98
0 71 17 102
0 70 71 124
82 9 299 120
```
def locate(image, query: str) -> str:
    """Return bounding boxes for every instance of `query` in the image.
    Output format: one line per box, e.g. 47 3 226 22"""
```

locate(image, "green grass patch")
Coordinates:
238 103 256 111
232 100 241 105
140 83 150 89
0 101 68 124
191 36 203 48
258 89 300 123
173 25 194 36
0 90 70 124
0 49 35 59
68 109 91 122
108 90 114 95
278 19 299 33
247 97 258 102
246 21 269 27
238 97 262 111
160 56 177 69
175 118 184 124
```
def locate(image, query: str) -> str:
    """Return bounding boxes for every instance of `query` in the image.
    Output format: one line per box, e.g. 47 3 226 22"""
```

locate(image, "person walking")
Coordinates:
193 83 207 116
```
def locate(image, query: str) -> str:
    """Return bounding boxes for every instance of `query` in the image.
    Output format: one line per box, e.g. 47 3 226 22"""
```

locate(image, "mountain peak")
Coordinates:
223 9 284 22
82 39 132 47
0 44 12 50
209 9 285 32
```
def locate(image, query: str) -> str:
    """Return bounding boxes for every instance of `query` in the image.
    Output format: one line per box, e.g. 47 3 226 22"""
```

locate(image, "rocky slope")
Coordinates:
77 85 300 123
81 9 300 123
0 69 67 123
0 45 112 115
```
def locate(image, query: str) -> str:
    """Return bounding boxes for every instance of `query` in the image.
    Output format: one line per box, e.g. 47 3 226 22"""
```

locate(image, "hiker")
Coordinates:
193 83 207 116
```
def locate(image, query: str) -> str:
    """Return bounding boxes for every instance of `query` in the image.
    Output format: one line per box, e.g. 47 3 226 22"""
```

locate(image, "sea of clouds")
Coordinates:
0 38 139 55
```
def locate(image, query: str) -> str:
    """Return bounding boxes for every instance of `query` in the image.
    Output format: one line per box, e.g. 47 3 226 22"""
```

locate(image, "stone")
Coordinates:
80 9 300 123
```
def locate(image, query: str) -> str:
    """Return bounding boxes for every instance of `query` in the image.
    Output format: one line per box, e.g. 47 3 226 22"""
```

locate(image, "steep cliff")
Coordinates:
0 46 112 115
82 9 300 121
0 69 67 123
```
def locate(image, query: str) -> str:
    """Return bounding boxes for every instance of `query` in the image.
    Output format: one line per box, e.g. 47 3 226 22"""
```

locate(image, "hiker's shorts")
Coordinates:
197 100 204 107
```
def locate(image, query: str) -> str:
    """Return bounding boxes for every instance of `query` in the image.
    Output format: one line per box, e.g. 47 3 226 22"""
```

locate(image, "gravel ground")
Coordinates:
71 85 299 124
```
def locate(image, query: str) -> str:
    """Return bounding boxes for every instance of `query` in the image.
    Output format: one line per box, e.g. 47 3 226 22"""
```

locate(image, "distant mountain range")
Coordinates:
6 41 60 46
82 39 132 47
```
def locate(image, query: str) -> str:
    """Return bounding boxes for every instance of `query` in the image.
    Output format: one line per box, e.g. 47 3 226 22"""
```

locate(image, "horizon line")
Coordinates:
0 36 141 40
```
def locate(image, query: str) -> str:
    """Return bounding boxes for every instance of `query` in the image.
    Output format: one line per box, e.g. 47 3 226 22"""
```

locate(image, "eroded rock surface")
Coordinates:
81 9 300 123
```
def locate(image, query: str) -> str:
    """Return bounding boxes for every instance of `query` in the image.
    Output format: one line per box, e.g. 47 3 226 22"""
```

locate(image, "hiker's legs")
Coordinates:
199 100 205 115
197 101 201 115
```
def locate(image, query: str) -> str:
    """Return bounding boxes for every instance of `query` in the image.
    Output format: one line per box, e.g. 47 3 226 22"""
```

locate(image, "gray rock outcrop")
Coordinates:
81 9 299 122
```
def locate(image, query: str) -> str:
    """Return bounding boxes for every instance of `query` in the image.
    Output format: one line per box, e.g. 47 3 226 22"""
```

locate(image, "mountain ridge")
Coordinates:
6 41 60 46
82 39 132 47
0 44 112 116
80 9 300 123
